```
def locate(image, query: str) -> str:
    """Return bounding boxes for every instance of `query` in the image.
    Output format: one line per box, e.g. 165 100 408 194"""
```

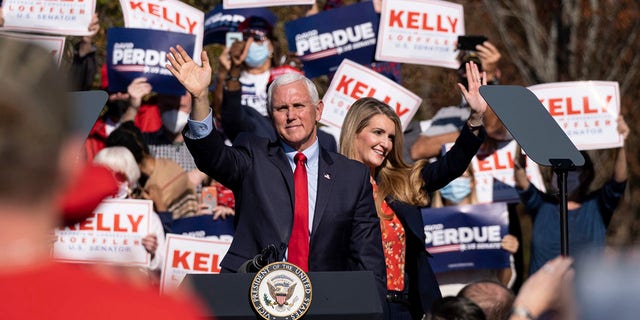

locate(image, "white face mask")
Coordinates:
162 110 189 134
114 181 130 199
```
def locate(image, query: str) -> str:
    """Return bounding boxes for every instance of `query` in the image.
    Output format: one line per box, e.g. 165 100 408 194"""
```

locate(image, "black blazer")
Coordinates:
386 124 485 318
183 127 386 295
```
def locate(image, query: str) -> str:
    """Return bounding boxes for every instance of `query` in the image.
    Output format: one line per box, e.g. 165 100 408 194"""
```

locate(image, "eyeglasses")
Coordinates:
243 29 268 42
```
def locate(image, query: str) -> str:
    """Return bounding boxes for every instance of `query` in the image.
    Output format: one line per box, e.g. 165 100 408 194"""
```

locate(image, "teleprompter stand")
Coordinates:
480 86 585 256
182 271 383 320
69 90 108 137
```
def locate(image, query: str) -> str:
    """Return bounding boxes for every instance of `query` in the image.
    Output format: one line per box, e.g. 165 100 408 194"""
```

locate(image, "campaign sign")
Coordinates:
106 28 195 96
527 81 622 150
53 199 152 266
1 0 95 36
376 0 464 69
422 202 509 273
0 31 65 66
470 140 546 204
285 2 379 78
169 214 235 239
223 0 314 9
161 234 232 294
321 59 421 131
203 4 277 45
120 0 204 64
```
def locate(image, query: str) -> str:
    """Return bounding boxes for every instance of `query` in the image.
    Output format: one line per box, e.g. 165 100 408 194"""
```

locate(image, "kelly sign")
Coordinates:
422 202 510 273
321 59 421 131
376 0 464 69
470 140 546 204
0 31 65 66
53 199 152 266
528 81 622 150
106 27 195 95
161 234 232 294
223 0 314 9
120 0 204 64
1 0 95 36
285 1 379 78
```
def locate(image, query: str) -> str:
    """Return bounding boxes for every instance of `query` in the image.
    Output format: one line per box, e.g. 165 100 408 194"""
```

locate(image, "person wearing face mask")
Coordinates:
431 166 520 297
514 116 629 276
93 146 166 283
84 77 153 162
212 16 275 120
142 92 210 187
439 175 475 205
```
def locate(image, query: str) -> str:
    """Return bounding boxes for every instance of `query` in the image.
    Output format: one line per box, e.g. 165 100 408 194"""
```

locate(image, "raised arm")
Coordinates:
458 61 488 136
613 115 629 183
121 77 152 123
166 46 212 121
514 146 531 190
410 131 460 160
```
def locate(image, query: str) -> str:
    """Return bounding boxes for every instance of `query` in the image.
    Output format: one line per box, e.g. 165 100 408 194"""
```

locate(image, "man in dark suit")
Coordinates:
166 45 386 299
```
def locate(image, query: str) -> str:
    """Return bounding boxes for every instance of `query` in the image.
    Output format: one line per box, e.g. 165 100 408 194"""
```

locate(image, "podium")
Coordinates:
182 271 383 320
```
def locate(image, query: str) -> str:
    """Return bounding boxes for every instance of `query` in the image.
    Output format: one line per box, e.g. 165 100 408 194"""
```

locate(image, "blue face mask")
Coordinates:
440 177 472 204
245 42 270 68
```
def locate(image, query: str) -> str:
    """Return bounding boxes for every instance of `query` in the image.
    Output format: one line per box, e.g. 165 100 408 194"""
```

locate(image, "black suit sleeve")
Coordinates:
220 89 252 142
183 126 253 191
348 164 387 309
421 124 486 192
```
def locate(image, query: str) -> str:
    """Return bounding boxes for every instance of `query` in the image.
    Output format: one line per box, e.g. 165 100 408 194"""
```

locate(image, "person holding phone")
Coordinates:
212 16 277 121
410 38 505 161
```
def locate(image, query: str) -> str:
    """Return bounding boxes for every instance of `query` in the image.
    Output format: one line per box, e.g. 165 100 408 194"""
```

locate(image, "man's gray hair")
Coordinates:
267 73 319 115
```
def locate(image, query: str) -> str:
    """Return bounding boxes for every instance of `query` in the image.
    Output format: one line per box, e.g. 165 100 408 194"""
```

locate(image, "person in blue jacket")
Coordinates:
514 116 629 275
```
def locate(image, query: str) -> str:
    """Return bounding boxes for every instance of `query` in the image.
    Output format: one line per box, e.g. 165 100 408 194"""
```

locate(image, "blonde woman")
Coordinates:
339 62 488 319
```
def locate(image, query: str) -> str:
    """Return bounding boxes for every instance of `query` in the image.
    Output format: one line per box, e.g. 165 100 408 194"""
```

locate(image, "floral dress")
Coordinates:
373 182 406 291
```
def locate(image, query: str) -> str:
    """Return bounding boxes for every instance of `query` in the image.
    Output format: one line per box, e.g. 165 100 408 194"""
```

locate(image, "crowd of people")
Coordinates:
0 1 633 319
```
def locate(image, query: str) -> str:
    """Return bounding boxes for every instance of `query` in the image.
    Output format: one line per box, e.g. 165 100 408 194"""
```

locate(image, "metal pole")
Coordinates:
557 170 569 256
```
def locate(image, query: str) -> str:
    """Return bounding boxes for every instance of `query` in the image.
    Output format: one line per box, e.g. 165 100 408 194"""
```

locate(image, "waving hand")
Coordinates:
166 45 211 99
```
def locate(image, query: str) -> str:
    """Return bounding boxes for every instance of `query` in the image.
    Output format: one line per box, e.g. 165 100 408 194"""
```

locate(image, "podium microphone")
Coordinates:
240 244 281 273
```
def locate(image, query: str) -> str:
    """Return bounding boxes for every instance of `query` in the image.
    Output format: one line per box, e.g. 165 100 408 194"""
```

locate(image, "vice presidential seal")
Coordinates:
249 261 312 320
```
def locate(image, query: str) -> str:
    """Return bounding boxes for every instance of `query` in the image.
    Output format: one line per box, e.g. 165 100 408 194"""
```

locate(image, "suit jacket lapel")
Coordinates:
389 201 424 241
268 141 295 208
311 148 335 237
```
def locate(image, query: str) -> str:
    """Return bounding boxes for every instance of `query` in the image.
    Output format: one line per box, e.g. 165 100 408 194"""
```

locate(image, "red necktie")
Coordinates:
289 152 309 271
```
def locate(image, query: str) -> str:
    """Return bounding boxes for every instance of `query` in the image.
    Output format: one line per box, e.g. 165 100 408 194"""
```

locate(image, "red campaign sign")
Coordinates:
388 10 459 33
52 199 152 266
322 59 421 131
541 95 613 117
171 250 222 272
127 1 199 33
528 81 622 150
376 0 464 68
333 75 410 117
64 213 145 233
160 234 231 294
476 151 515 172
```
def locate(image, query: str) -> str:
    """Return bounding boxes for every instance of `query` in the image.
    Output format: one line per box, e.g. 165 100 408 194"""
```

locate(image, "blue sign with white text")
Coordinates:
106 28 195 96
285 2 379 78
203 5 276 45
422 203 510 273
169 215 234 239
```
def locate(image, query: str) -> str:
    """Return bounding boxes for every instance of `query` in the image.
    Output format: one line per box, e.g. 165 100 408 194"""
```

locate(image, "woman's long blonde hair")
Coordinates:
340 97 429 219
